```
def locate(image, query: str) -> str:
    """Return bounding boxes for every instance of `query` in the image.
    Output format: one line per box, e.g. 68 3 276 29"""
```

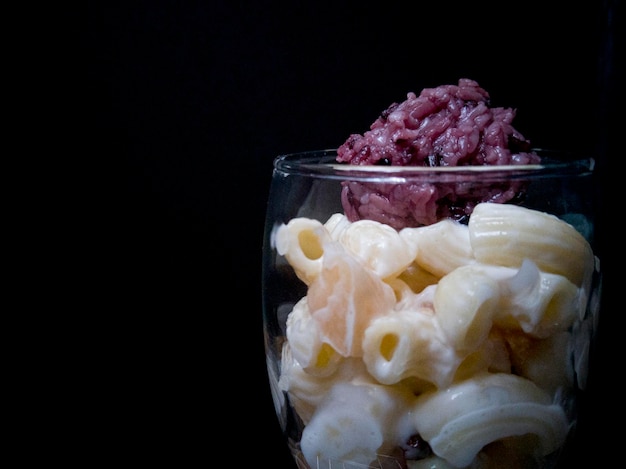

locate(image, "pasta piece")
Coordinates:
468 202 595 287
385 277 416 305
285 297 343 377
300 382 416 469
433 265 503 354
323 212 352 240
435 261 582 355
307 240 396 357
337 218 417 279
412 373 569 468
362 306 462 389
391 282 436 314
400 218 475 278
278 343 319 424
496 259 582 338
274 217 330 285
397 262 440 294
278 343 371 424
505 330 574 395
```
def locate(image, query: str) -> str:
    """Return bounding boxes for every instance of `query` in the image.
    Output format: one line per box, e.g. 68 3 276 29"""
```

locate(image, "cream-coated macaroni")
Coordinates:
272 202 594 468
400 218 476 277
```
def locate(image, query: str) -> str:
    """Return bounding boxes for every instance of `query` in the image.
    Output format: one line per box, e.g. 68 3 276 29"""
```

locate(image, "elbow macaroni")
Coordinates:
335 218 417 279
274 203 595 468
468 202 595 287
362 307 462 389
400 218 476 277
284 297 343 377
274 217 329 285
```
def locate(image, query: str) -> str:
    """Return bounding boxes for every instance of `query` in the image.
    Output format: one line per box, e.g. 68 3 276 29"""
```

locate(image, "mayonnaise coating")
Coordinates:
300 382 416 468
412 373 569 467
274 203 595 468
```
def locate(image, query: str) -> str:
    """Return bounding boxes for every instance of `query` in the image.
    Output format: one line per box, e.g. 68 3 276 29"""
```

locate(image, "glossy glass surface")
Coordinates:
262 150 601 469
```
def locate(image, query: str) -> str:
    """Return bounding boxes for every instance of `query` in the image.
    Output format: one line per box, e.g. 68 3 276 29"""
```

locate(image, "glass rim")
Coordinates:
273 148 595 181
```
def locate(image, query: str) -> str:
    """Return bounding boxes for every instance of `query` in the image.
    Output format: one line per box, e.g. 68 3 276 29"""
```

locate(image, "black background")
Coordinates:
88 1 619 466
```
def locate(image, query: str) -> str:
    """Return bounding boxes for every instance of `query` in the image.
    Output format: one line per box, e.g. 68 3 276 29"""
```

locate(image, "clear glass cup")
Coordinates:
262 149 602 469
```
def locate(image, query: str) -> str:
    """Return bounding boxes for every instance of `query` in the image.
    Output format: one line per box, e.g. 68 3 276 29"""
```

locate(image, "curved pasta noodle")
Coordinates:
468 202 594 288
278 343 320 424
300 382 416 469
274 217 330 285
279 343 371 425
400 218 475 278
397 262 440 294
412 373 569 468
307 240 396 357
385 277 417 305
323 212 352 240
435 262 582 355
285 297 343 377
274 208 590 468
433 265 503 354
336 218 417 279
389 281 436 314
362 306 461 389
497 259 582 338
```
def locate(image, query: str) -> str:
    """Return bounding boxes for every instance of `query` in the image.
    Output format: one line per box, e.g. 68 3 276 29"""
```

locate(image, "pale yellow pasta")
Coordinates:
388 281 436 314
279 343 372 424
468 202 594 287
278 343 319 424
285 297 343 377
336 218 417 279
435 261 582 354
412 373 569 468
362 306 461 389
300 381 416 469
274 217 330 285
433 265 503 354
396 262 440 294
385 277 416 305
322 212 352 240
307 240 397 357
495 259 582 338
275 208 590 468
400 218 475 278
